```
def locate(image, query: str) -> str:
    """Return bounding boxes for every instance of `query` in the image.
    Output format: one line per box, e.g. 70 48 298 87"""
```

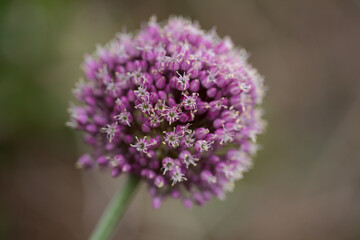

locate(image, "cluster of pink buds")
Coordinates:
68 16 266 208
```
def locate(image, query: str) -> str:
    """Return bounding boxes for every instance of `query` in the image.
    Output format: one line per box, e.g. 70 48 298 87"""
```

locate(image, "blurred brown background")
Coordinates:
1 0 360 239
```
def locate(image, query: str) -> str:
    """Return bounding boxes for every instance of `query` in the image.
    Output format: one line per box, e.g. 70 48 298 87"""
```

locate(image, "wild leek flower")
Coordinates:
68 16 266 212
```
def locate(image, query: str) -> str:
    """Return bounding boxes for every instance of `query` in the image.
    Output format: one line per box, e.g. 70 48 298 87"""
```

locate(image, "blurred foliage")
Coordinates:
0 0 74 163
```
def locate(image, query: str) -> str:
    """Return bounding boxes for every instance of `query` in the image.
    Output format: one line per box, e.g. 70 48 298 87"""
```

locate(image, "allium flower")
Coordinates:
68 16 266 209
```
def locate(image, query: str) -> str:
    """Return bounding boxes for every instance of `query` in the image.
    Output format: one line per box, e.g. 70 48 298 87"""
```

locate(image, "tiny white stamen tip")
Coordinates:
75 162 83 169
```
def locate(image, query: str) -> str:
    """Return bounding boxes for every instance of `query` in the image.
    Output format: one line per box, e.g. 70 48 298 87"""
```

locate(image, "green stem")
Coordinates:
90 175 140 240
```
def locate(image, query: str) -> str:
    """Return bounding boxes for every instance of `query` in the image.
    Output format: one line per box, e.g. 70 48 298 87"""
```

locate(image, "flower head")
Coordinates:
68 16 266 208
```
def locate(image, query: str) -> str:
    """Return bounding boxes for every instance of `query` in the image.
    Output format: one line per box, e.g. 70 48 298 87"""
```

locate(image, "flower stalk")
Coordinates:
90 175 140 240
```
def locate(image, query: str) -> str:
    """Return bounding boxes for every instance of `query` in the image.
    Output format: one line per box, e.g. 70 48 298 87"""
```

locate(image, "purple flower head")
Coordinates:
68 16 266 208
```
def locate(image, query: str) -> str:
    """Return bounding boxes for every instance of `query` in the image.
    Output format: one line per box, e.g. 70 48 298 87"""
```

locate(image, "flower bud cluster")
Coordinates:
68 16 266 208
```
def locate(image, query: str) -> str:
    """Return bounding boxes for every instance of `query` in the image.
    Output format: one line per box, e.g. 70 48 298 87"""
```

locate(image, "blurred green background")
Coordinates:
1 0 360 239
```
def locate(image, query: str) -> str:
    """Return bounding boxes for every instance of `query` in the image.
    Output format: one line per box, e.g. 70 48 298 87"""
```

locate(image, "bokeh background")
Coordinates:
1 0 360 239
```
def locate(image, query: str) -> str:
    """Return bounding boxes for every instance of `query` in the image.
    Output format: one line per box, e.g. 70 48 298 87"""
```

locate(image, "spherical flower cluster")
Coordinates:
68 16 266 209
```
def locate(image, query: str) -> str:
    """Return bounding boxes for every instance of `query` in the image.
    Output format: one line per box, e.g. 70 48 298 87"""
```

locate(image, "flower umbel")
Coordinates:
69 16 266 209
